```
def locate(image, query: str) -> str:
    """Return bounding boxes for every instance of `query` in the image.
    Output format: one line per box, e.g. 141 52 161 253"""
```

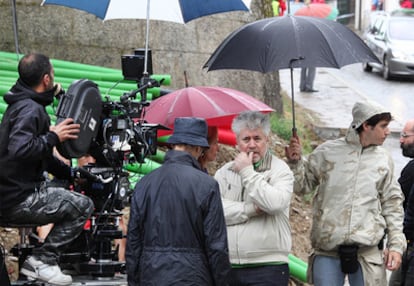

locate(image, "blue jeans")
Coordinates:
313 255 364 286
5 183 94 265
228 264 289 286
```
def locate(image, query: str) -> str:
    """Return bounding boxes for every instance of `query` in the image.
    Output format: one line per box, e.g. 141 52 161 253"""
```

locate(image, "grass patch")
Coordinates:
270 90 321 155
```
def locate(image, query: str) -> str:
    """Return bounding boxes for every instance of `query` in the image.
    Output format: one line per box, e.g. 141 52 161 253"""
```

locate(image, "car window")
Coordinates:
388 18 414 40
372 17 385 36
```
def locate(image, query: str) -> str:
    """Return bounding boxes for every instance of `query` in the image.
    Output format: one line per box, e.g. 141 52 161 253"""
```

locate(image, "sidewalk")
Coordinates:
279 68 403 136
279 68 409 177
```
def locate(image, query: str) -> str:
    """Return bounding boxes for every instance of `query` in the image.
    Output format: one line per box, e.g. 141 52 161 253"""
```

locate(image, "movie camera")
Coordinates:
54 49 167 278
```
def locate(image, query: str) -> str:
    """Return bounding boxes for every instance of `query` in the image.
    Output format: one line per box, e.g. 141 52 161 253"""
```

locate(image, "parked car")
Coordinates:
363 9 414 80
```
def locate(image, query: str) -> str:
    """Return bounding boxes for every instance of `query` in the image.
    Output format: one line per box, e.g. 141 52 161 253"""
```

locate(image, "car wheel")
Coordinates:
382 55 391 80
363 62 373 72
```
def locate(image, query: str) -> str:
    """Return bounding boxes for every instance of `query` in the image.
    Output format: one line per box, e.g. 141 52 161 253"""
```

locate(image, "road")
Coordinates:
329 64 414 127
330 64 414 177
279 64 414 177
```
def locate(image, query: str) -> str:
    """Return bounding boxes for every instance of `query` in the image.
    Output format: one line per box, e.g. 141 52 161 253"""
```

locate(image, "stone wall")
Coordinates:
0 0 283 113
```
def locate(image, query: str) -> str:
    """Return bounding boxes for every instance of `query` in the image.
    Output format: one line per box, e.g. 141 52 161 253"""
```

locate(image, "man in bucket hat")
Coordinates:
285 100 406 286
126 117 231 286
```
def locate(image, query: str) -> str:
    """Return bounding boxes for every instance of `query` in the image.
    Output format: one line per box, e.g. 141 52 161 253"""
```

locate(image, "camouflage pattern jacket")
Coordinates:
288 128 406 255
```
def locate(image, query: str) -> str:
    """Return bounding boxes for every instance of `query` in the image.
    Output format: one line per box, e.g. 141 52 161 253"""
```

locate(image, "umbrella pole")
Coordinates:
139 0 152 104
10 0 20 61
290 67 297 136
144 0 151 76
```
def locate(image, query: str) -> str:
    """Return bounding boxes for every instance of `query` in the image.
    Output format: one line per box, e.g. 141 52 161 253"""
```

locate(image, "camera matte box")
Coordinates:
121 48 153 81
56 79 103 158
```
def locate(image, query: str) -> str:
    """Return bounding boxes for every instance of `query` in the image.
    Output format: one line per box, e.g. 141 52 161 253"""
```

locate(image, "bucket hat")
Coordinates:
351 100 389 129
167 117 209 148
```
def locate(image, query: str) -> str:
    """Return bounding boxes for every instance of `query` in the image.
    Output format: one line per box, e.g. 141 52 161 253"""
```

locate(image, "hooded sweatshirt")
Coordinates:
0 79 72 211
288 100 406 255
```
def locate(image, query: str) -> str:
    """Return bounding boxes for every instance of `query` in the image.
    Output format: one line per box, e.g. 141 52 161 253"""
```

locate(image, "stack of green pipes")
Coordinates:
0 51 308 282
0 50 170 183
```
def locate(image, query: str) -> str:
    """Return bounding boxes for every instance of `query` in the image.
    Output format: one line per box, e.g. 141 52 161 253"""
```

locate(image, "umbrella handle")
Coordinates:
290 66 296 136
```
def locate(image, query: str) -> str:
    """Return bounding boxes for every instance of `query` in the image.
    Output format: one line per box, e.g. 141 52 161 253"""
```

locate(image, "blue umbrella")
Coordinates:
41 0 251 75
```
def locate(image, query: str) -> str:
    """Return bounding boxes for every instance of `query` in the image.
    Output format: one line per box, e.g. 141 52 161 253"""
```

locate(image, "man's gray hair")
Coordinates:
231 111 271 136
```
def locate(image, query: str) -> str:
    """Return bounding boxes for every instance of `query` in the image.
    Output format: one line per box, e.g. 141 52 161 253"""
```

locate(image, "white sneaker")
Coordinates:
20 256 72 286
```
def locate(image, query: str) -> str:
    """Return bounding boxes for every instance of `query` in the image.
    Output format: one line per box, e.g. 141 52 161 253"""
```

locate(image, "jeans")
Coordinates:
5 183 94 265
228 264 289 286
313 255 364 286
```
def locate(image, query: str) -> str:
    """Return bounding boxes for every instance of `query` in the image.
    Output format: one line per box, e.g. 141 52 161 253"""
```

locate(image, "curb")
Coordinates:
313 125 401 141
308 68 402 141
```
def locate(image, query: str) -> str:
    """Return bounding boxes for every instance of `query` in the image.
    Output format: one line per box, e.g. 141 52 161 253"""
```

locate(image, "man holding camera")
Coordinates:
285 100 406 286
0 53 94 285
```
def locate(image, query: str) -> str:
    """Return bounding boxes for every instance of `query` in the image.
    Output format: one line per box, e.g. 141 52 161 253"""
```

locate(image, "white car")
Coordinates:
363 9 414 80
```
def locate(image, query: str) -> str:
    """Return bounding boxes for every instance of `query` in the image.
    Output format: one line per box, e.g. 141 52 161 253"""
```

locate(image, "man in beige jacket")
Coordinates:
286 100 406 286
215 111 294 286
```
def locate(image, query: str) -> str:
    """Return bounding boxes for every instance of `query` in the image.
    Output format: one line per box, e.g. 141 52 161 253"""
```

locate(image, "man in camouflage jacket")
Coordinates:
285 100 406 286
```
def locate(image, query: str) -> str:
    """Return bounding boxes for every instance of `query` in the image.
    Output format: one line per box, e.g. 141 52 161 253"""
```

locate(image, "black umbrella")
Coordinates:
203 15 380 134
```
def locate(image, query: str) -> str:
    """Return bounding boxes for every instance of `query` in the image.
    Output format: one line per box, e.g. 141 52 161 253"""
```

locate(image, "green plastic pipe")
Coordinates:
289 254 308 268
0 74 163 98
0 70 17 77
0 102 7 114
0 51 172 85
157 135 170 143
125 160 161 175
148 149 166 163
288 254 308 282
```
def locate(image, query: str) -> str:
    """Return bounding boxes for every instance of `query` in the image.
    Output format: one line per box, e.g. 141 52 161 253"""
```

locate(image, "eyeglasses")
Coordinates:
400 132 414 138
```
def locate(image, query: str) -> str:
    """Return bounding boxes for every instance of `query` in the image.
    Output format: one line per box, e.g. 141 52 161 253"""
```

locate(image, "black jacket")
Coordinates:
404 183 414 241
399 159 414 210
126 150 230 286
0 79 72 211
399 160 414 240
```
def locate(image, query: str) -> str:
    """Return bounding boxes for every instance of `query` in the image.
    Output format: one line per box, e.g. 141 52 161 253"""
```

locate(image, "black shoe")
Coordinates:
303 88 318 93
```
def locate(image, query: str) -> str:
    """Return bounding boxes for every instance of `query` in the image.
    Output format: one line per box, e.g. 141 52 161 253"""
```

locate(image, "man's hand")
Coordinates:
232 151 253 173
50 118 80 142
383 249 402 271
285 135 302 163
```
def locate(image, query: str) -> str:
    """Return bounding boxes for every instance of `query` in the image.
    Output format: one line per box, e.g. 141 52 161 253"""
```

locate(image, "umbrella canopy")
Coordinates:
144 86 274 129
41 0 251 75
41 0 250 23
204 15 379 72
203 15 380 132
294 3 339 20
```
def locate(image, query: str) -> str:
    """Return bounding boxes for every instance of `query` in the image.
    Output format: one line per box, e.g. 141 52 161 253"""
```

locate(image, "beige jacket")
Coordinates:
215 152 294 265
289 128 406 285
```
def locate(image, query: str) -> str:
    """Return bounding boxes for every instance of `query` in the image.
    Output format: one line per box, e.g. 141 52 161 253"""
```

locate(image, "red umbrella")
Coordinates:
294 3 339 20
144 86 273 132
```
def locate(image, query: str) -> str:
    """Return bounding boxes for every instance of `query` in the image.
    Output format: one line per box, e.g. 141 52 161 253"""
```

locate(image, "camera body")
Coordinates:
56 78 159 166
55 68 163 277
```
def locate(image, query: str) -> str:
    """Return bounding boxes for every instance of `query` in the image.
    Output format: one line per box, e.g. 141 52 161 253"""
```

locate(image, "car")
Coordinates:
363 9 414 80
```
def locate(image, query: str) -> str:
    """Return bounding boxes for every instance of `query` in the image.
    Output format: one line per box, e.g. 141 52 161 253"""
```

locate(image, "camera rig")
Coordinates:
55 52 167 278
